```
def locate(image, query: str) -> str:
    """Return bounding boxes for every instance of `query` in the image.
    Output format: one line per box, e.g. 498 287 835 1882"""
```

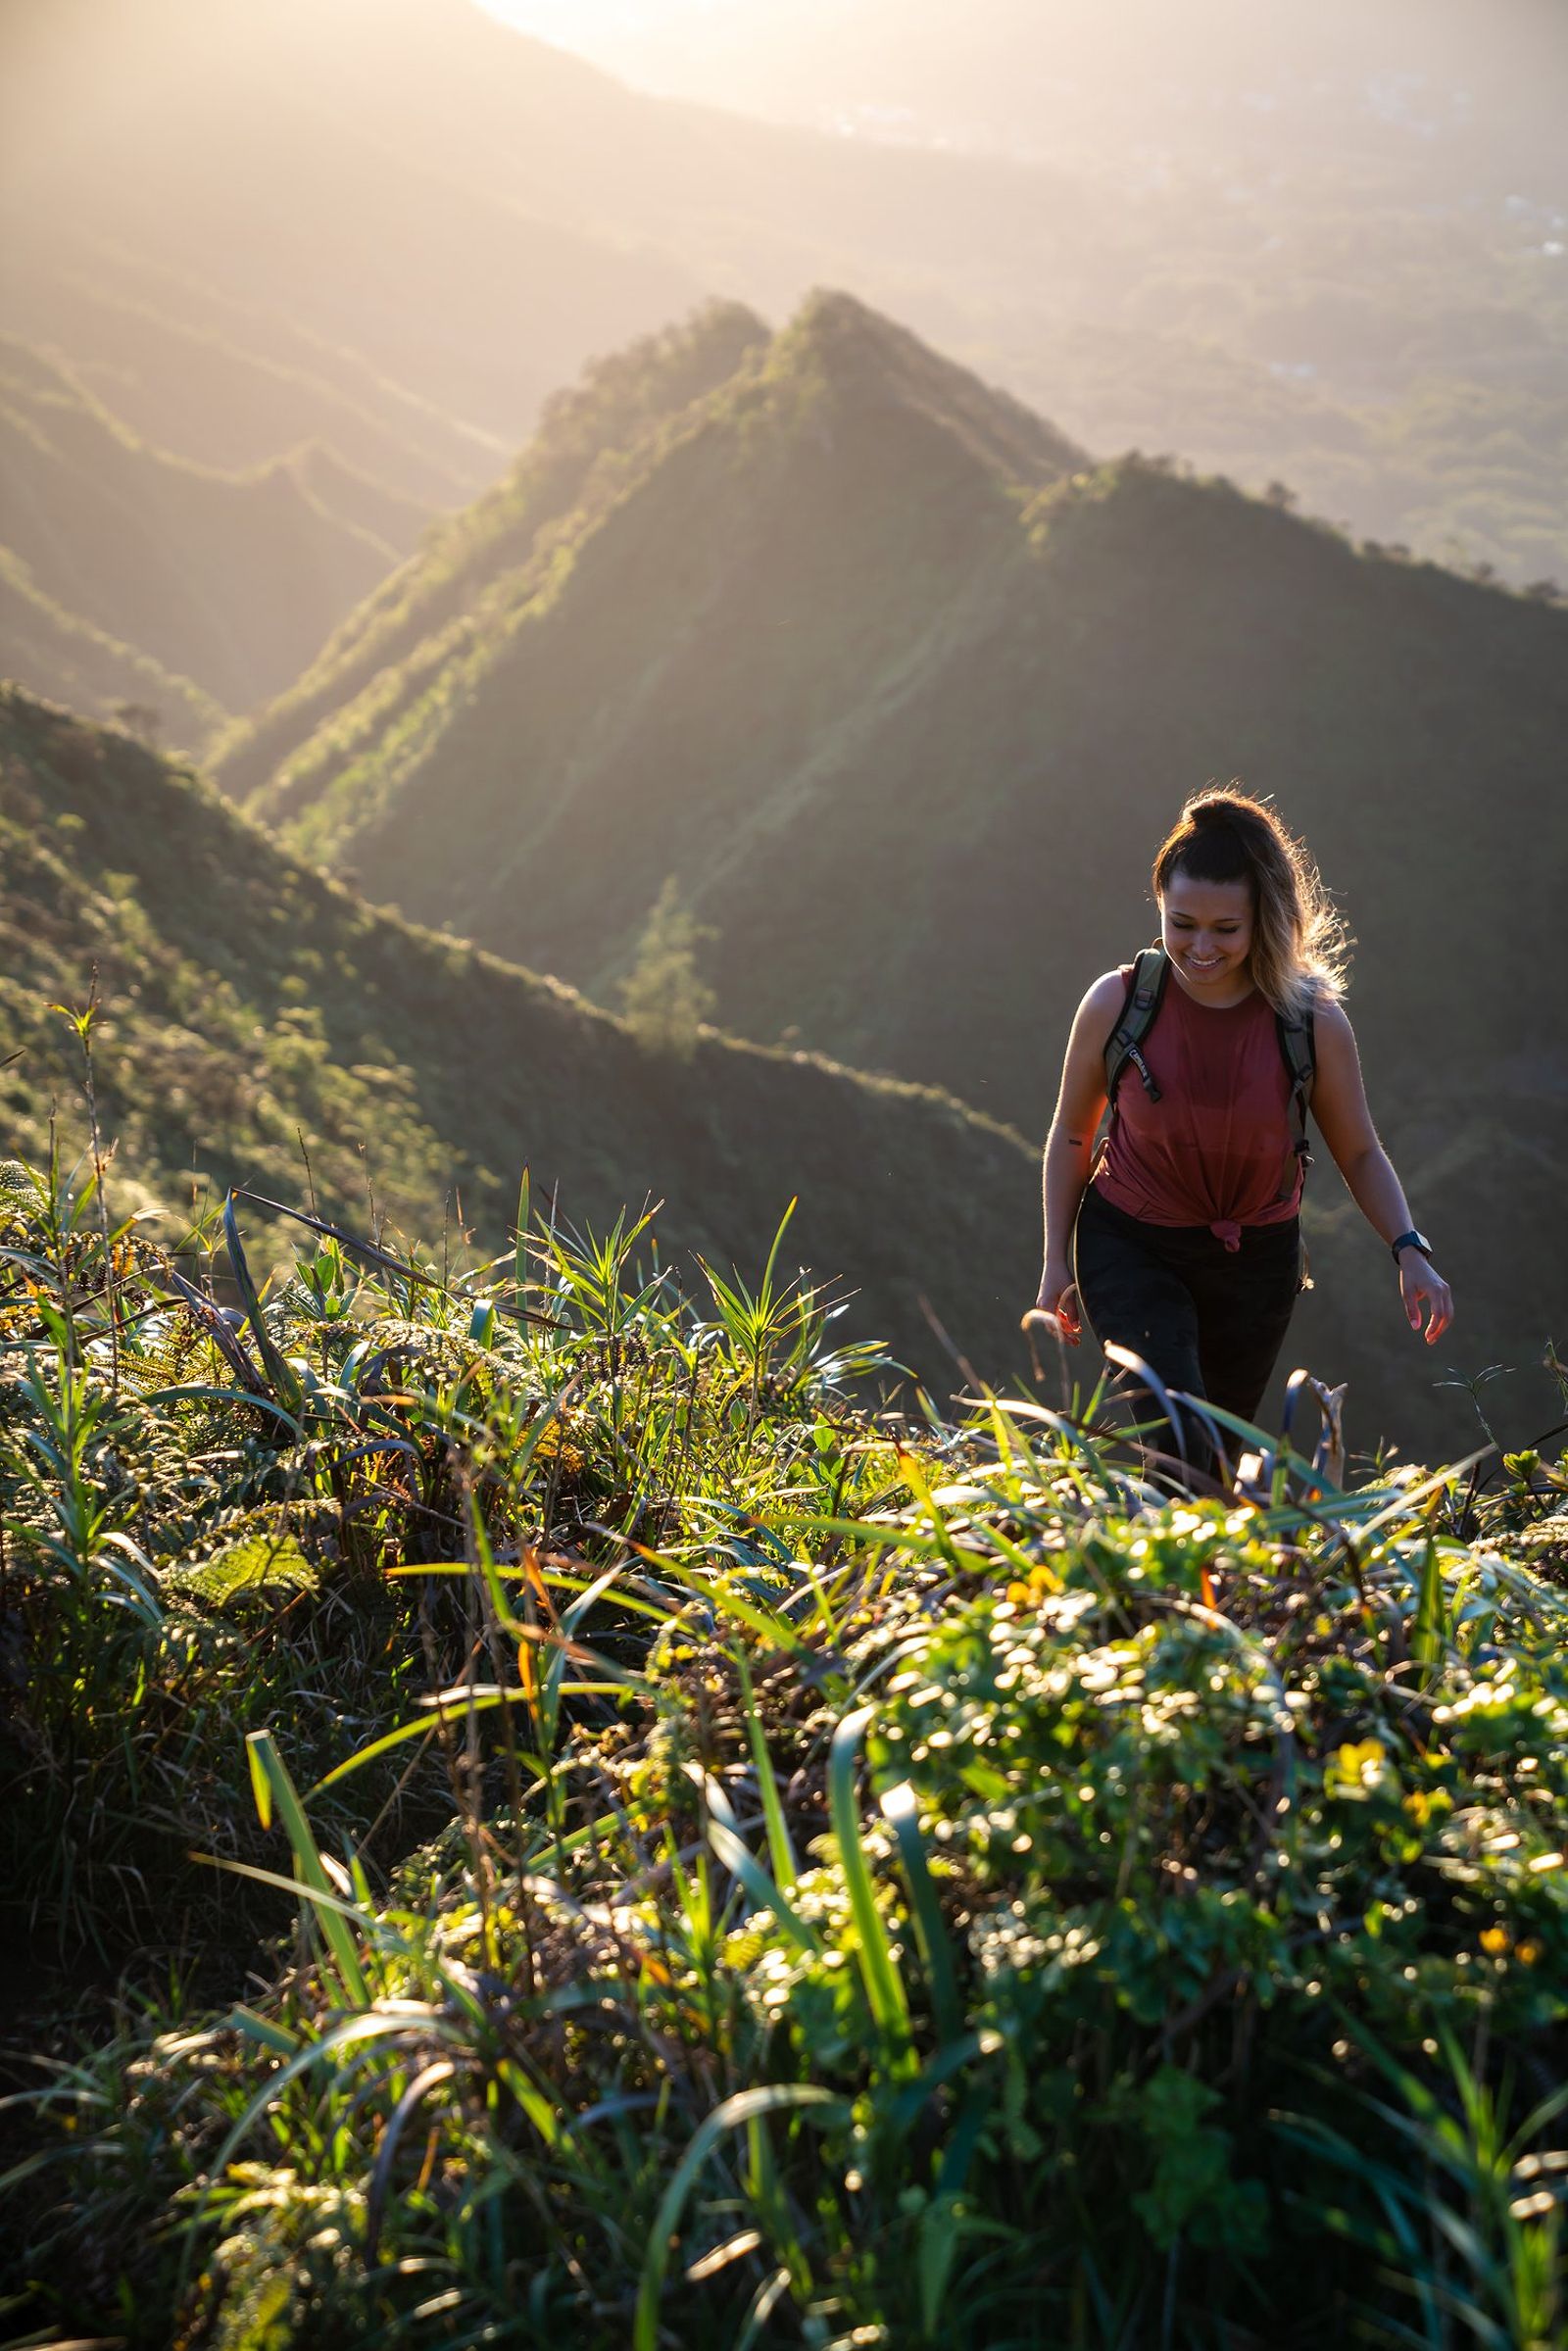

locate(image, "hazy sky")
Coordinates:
472 0 1566 180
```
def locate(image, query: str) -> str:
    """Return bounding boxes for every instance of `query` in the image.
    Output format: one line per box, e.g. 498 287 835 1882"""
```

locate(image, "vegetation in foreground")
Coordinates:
3 1148 1567 2351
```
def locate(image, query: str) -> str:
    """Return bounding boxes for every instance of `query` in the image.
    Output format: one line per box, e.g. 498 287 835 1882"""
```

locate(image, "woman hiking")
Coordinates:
1032 787 1452 1486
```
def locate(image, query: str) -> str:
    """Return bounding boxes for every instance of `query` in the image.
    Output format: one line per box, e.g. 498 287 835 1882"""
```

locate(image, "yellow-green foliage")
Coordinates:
4 1157 1567 2349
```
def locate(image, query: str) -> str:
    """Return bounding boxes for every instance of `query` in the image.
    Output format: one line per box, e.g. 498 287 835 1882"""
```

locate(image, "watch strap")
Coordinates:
1391 1230 1431 1263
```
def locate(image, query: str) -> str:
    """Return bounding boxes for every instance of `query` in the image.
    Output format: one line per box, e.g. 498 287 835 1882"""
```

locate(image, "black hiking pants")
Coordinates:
1071 1183 1303 1488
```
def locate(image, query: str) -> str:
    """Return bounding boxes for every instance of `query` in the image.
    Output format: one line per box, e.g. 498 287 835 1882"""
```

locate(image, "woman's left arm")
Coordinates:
1308 1000 1454 1345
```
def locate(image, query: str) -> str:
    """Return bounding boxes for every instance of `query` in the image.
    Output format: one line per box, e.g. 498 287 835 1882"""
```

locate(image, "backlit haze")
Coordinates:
474 0 1567 184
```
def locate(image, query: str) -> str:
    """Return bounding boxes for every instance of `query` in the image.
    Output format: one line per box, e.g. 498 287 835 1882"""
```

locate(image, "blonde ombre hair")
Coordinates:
1152 786 1349 1020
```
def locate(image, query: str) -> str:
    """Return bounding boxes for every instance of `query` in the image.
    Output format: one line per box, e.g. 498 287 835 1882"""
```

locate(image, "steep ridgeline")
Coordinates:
232 292 1568 1450
0 687 1033 1391
227 291 1078 863
0 234 503 508
213 303 772 804
0 339 424 736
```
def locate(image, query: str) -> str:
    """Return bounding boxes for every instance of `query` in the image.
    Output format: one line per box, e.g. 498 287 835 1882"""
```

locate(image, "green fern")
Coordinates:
167 1530 319 1611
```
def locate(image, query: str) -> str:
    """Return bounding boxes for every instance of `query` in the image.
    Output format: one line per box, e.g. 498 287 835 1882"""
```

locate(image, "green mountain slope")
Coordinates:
0 685 1035 1389
239 293 1566 1106
213 302 774 803
233 293 1568 1450
0 339 423 725
232 292 1079 860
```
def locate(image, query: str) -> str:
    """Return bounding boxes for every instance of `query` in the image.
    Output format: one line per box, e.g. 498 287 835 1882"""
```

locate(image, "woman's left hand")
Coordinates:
1399 1253 1453 1345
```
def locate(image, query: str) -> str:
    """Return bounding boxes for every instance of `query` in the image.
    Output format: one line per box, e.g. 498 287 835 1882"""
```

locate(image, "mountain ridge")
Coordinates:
8 0 1559 582
213 301 773 807
220 292 1568 1447
0 337 429 731
0 683 1037 1391
235 291 1080 900
236 294 1566 1108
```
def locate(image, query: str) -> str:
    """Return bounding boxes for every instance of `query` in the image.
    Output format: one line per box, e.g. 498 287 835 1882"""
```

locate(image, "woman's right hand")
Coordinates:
1028 1264 1082 1346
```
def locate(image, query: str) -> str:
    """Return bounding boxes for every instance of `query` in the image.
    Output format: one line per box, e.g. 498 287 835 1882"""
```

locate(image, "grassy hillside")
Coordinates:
0 337 424 725
213 302 774 804
4 1152 1566 2345
229 294 1568 1452
233 291 1079 866
0 686 1035 1391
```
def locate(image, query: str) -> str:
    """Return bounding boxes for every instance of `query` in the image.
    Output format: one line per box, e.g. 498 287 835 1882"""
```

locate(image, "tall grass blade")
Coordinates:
1411 1535 1449 1687
633 2084 845 2351
221 1191 303 1411
736 1649 798 1891
829 1705 911 2049
245 1729 368 2005
879 1779 961 2043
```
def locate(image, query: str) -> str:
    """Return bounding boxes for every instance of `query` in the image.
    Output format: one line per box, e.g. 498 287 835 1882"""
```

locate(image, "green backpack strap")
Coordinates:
1274 999 1317 1199
1103 945 1169 1107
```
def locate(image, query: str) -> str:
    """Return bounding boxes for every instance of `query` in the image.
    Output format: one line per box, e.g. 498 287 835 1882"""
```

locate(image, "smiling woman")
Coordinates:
1029 786 1454 1486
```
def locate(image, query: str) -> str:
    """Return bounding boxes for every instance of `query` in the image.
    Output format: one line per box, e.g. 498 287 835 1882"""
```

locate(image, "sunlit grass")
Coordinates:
2 1151 1566 2346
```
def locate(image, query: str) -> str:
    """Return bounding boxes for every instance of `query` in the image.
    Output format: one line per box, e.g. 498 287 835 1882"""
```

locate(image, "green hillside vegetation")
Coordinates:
0 686 1033 1390
232 293 1568 1450
0 337 422 726
232 291 1079 857
213 302 775 804
4 1152 1567 2346
6 0 1565 581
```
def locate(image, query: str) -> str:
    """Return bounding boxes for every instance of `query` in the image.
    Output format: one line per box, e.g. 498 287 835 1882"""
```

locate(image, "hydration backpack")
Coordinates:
1101 944 1316 1203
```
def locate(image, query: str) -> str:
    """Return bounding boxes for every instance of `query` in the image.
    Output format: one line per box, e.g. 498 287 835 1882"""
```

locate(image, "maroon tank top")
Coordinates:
1093 964 1303 1249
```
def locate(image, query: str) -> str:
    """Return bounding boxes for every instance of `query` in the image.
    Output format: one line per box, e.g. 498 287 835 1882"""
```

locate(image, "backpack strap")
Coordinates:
1103 945 1169 1108
1274 998 1317 1200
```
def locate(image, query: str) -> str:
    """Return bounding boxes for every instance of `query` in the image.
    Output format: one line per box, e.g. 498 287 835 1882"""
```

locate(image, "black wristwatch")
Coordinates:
1391 1229 1432 1264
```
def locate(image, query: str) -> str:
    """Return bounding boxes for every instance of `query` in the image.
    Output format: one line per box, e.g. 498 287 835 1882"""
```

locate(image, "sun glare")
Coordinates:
473 0 739 46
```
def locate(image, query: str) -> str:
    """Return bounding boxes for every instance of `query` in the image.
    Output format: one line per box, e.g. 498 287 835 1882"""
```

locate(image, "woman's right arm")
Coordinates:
1032 971 1125 1340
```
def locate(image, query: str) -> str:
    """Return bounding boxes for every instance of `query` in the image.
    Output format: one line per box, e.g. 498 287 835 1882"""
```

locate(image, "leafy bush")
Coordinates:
2 1157 1566 2349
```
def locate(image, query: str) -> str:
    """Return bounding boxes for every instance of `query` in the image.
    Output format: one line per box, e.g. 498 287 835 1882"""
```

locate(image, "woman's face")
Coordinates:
1159 870 1255 996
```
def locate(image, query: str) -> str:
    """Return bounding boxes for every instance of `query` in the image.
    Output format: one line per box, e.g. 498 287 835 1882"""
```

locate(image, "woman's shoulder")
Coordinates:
1305 984 1353 1042
1081 968 1132 1023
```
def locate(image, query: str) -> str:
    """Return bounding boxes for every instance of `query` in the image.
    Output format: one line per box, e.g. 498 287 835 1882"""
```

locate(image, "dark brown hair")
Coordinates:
1152 786 1348 1017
